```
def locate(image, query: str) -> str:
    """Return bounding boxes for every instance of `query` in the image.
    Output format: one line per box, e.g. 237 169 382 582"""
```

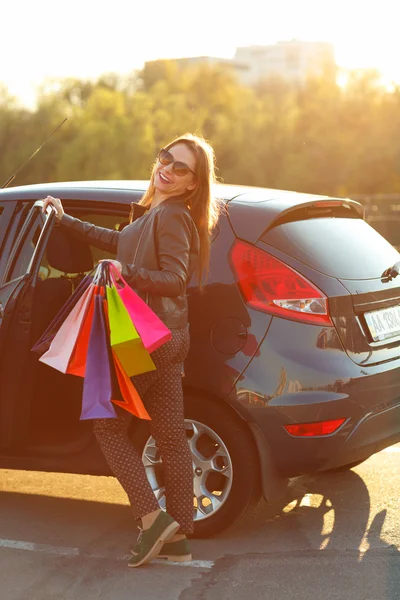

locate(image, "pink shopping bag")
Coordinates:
109 264 172 354
39 285 94 373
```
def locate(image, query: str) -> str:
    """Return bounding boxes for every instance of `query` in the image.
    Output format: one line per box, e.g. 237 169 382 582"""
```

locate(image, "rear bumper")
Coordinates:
248 398 400 478
321 402 400 470
233 316 400 478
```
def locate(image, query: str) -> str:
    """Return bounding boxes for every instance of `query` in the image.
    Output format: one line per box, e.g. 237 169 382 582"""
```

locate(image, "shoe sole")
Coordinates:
158 553 192 562
129 548 192 562
128 521 180 568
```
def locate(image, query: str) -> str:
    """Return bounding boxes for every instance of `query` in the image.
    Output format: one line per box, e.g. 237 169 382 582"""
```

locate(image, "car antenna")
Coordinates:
1 117 68 189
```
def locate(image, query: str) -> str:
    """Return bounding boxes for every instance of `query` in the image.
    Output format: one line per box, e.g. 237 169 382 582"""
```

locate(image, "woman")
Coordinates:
42 134 220 568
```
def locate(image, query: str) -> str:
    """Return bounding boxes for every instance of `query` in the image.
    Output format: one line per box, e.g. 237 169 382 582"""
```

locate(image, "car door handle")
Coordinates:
0 303 4 319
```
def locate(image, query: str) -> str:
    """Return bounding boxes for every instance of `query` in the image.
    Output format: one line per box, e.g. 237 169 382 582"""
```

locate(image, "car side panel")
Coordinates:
185 211 274 416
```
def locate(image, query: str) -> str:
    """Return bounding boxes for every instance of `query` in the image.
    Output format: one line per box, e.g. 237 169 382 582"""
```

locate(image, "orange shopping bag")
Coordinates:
111 351 151 420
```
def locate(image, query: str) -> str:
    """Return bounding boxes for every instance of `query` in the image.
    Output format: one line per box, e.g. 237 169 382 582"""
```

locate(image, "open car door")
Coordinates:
0 201 56 449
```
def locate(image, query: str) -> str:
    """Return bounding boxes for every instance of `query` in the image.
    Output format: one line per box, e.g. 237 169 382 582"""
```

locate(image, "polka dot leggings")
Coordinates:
93 326 194 534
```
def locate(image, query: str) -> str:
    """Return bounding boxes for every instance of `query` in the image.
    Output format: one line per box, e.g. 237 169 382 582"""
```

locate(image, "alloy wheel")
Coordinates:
142 419 234 521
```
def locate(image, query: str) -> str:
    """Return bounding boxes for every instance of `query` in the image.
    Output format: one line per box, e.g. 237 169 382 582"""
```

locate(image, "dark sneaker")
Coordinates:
127 511 179 568
131 537 192 562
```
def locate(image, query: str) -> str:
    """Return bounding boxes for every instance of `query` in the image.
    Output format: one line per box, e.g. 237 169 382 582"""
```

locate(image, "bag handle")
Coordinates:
103 261 129 289
93 262 111 287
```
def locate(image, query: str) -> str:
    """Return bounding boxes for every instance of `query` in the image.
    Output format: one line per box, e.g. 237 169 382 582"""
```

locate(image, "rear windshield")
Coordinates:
262 217 400 279
367 216 400 248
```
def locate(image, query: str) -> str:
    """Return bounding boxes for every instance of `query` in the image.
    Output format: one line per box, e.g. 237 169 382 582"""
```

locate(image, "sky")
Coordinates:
1 0 398 107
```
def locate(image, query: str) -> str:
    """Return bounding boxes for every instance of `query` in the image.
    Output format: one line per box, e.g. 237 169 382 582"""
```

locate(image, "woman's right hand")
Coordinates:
42 195 64 221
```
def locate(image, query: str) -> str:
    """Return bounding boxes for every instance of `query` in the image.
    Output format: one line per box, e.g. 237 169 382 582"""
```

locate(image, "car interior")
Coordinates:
25 209 128 452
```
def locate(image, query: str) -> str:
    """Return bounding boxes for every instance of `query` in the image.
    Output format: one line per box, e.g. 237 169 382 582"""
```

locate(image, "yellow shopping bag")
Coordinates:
106 284 156 377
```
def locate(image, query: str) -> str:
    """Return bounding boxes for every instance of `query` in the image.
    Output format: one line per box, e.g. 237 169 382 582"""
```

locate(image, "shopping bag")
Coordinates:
106 284 156 377
111 351 151 420
81 293 117 420
101 297 151 420
66 288 97 377
39 285 94 373
108 264 171 354
31 272 94 356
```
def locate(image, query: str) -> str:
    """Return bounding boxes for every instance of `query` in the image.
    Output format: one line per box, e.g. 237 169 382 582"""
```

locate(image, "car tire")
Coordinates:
185 394 262 538
134 393 262 538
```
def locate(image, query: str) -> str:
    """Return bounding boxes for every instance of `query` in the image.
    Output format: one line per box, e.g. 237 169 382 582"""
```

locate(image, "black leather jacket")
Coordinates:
59 195 200 328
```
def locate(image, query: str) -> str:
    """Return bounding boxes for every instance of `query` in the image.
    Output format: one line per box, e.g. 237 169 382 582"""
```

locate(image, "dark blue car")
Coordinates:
1 180 400 537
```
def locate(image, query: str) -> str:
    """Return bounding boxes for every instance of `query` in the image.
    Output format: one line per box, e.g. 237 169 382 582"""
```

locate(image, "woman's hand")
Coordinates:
42 195 64 221
99 259 122 278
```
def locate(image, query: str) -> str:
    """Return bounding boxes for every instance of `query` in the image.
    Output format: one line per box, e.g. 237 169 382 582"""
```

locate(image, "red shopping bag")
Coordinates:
66 285 100 377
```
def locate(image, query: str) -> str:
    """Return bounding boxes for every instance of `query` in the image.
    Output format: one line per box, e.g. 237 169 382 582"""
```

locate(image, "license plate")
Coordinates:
365 305 400 342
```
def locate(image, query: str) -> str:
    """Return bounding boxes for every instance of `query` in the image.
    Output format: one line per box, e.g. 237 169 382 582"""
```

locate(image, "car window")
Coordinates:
5 207 46 283
77 212 128 264
367 216 400 249
262 217 400 279
38 210 128 283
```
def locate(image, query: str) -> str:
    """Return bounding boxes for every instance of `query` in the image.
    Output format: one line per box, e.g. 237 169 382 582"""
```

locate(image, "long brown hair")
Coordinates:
138 133 221 287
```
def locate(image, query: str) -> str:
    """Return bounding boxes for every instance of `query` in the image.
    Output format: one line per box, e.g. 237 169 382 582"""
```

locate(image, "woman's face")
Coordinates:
154 142 197 197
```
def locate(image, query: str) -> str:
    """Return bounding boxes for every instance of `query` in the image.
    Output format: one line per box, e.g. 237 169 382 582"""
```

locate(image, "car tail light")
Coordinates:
284 418 346 437
230 240 332 325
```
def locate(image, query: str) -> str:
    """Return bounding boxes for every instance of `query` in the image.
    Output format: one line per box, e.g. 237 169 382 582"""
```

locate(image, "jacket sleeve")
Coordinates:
59 213 119 253
121 210 194 297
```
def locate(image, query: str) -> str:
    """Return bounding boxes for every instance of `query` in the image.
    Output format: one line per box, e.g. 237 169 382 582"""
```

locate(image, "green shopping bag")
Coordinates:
106 284 156 377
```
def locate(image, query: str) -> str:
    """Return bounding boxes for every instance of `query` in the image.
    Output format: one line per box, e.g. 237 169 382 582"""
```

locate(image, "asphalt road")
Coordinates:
0 444 399 600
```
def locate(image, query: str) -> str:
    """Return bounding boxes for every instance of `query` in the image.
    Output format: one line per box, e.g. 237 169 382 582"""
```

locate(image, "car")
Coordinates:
1 180 400 538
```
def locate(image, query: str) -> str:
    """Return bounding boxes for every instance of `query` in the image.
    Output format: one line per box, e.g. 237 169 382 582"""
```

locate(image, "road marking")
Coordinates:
0 538 80 556
153 559 214 569
0 538 214 569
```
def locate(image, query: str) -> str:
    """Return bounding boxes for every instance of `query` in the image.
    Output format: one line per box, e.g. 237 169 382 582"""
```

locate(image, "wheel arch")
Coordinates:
183 385 289 504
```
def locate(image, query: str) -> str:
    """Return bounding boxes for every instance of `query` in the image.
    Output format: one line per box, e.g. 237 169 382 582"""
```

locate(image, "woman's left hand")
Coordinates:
98 259 122 277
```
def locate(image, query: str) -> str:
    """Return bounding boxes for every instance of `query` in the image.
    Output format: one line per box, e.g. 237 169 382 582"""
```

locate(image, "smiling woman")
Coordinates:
137 133 220 286
40 132 221 568
153 145 198 204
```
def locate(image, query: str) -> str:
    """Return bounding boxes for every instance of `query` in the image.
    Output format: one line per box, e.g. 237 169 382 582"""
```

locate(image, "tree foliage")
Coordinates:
1 64 400 197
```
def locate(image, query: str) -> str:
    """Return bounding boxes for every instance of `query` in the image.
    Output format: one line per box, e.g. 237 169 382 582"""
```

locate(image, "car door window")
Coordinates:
0 201 20 275
4 203 52 284
77 211 128 263
38 209 128 286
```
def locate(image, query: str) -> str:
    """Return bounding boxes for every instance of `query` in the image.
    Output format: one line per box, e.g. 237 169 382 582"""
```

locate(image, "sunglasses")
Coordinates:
158 148 196 177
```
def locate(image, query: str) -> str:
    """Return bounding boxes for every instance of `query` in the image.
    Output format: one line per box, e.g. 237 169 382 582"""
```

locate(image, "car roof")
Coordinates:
0 179 362 242
0 179 332 205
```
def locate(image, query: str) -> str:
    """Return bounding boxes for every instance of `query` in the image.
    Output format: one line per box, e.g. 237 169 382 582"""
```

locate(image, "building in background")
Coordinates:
145 40 336 87
234 40 336 85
